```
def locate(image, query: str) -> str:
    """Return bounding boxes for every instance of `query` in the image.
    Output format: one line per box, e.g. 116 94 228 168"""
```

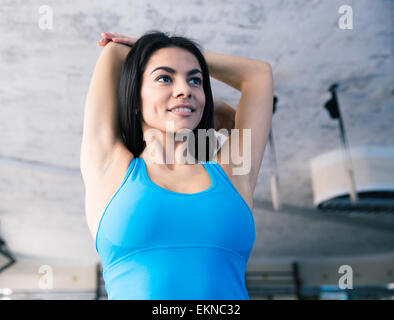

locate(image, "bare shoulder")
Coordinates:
212 141 253 212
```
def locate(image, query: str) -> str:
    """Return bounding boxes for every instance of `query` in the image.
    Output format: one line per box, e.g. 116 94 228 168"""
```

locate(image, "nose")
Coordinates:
173 78 192 98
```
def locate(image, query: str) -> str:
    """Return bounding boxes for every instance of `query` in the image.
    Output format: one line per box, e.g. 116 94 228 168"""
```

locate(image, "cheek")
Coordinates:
201 96 206 107
147 107 162 121
200 99 206 116
197 90 206 107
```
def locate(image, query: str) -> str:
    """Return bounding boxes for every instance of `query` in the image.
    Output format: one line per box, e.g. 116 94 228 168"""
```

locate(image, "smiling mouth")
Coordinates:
167 109 194 117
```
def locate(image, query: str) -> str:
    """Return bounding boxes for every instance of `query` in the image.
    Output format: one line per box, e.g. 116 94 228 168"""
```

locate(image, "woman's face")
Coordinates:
140 47 206 136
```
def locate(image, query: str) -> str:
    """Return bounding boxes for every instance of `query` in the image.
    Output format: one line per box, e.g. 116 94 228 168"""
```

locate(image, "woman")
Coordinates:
80 30 273 300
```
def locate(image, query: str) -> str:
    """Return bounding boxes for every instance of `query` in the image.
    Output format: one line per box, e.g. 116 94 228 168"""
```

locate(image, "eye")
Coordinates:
190 77 202 85
157 75 171 83
157 75 202 85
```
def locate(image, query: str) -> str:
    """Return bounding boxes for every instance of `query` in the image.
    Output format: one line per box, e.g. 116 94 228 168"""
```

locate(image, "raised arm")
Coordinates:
213 98 236 133
204 51 273 194
80 41 131 181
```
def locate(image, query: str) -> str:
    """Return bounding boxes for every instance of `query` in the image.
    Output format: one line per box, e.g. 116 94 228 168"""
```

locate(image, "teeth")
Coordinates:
171 107 192 112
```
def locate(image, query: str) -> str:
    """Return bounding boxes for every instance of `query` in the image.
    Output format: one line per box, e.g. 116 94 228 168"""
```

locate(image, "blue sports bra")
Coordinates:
95 157 255 300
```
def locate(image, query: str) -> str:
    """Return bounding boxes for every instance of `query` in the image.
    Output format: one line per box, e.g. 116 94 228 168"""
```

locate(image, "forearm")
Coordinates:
203 51 270 91
86 42 131 105
101 41 132 72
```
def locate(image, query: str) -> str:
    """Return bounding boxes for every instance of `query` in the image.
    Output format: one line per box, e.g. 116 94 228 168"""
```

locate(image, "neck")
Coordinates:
141 129 197 170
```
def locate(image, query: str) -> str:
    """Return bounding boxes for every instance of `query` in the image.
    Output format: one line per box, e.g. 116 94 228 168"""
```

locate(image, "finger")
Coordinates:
97 38 109 44
97 40 107 46
101 32 114 40
112 38 127 44
101 33 112 40
99 37 110 43
112 37 134 45
102 32 122 39
97 38 110 46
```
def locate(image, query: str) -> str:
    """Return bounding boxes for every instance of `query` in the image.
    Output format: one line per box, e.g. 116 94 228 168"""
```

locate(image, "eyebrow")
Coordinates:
150 66 202 77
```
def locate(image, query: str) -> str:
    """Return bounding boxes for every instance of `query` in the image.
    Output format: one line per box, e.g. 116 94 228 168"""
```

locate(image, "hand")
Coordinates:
97 32 139 47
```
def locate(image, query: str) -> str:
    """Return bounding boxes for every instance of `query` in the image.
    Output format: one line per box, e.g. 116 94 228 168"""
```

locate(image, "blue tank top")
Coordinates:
95 157 255 300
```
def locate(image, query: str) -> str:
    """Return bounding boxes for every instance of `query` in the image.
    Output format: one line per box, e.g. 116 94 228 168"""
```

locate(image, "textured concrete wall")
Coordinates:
0 0 393 266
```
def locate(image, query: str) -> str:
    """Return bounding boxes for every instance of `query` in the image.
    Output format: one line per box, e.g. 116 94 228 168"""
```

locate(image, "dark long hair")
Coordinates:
117 30 215 162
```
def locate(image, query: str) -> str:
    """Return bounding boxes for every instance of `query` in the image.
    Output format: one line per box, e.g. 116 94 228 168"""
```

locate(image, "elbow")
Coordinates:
240 62 273 92
244 61 272 82
257 61 272 74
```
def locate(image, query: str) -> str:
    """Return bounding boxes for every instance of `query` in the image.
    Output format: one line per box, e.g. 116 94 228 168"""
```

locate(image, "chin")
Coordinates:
162 118 196 130
173 126 195 133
